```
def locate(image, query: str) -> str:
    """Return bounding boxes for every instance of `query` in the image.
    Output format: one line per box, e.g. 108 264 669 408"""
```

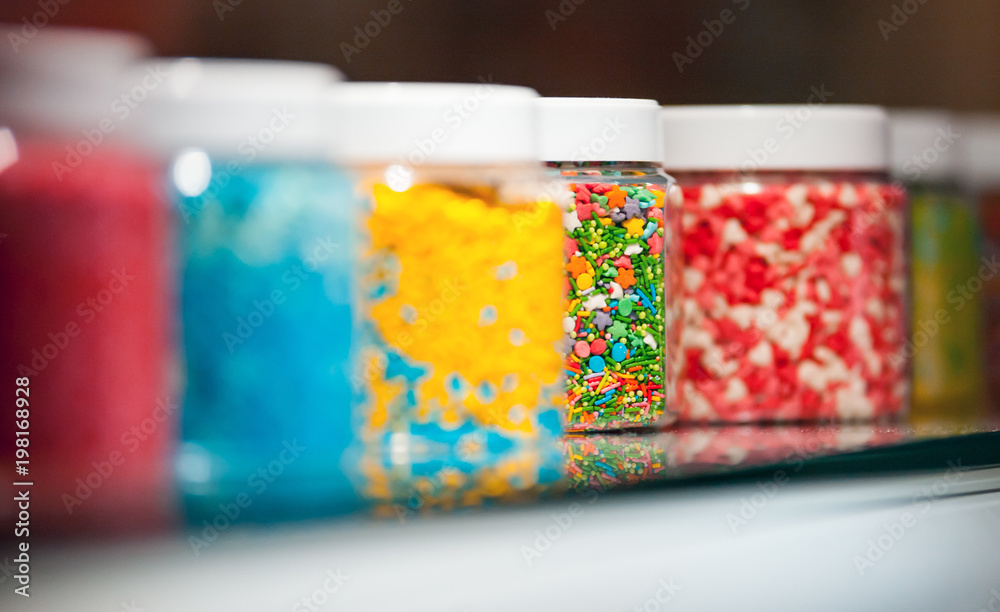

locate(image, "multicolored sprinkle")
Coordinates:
558 168 674 430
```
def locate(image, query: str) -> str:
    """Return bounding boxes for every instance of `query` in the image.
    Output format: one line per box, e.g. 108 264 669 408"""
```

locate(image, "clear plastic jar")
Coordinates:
327 84 566 448
138 59 361 520
960 114 1000 416
537 98 680 431
661 106 909 422
890 111 983 420
0 27 175 534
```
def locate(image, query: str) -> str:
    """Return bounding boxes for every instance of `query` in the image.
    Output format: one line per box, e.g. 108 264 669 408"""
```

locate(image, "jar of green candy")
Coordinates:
890 110 983 420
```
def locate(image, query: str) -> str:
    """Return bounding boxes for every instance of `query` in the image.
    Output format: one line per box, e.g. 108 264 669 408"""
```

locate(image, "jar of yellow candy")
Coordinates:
326 83 566 448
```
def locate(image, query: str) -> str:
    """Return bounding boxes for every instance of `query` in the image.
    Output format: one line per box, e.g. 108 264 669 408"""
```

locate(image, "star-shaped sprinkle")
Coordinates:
607 186 627 208
566 255 589 278
623 217 645 237
616 267 637 289
592 310 613 331
562 208 582 232
610 208 627 223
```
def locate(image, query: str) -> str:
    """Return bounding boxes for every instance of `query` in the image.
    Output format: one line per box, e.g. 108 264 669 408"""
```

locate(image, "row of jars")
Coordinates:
2 27 998 525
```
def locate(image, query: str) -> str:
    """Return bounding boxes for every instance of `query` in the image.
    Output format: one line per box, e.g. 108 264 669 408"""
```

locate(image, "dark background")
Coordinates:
1 0 998 110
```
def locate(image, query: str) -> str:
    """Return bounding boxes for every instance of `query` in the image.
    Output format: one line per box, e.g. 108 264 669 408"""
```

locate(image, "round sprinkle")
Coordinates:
573 340 591 358
588 355 606 373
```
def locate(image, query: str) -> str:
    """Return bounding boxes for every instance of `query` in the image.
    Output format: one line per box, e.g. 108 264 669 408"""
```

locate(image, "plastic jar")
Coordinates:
537 98 679 431
661 105 908 422
137 59 359 520
0 26 175 534
959 115 1000 416
326 83 565 447
890 110 983 420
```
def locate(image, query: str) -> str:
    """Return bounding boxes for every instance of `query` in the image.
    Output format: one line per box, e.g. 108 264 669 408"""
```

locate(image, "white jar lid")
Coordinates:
135 58 344 160
325 82 539 165
0 25 151 137
537 97 661 163
660 105 889 172
957 114 1000 189
888 110 960 183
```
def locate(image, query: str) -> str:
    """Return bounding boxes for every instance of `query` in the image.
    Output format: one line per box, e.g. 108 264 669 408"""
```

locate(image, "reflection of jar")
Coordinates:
661 106 908 422
563 433 671 493
537 98 679 431
890 111 983 420
139 59 359 519
959 115 1000 416
0 27 174 534
326 84 565 445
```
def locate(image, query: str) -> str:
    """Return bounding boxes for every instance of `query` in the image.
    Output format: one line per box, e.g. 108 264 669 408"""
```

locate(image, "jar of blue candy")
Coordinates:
137 58 361 521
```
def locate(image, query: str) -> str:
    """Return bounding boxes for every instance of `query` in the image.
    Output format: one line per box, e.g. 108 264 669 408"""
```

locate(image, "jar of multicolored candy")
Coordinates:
661 105 908 422
959 115 1000 416
137 59 361 520
537 98 679 431
326 83 565 447
890 110 983 421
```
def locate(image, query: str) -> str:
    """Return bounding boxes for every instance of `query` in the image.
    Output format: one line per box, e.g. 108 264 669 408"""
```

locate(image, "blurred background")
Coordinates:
2 2 1000 610
0 0 998 109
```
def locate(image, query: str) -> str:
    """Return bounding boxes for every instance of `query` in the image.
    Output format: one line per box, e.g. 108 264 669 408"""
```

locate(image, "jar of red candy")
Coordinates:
660 105 908 422
0 27 175 534
537 98 680 431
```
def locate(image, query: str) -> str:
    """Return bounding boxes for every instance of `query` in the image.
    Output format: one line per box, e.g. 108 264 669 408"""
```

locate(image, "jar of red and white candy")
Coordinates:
660 105 908 422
